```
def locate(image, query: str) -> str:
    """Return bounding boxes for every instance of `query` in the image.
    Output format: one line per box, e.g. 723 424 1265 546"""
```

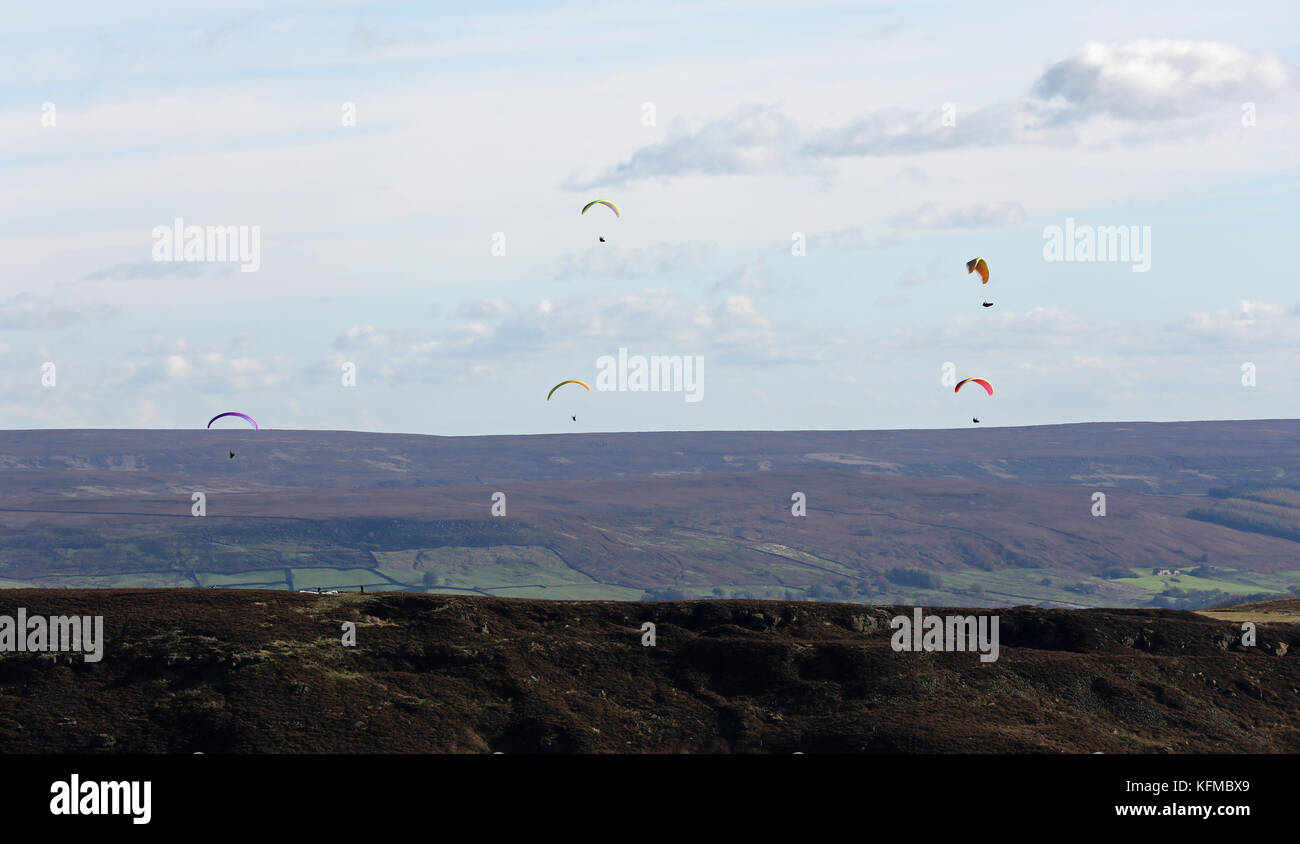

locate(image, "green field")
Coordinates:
485 584 645 600
197 570 289 587
291 568 395 589
56 572 198 588
374 544 604 591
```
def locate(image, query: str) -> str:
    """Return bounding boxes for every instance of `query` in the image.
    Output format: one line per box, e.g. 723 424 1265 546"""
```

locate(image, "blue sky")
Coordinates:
1 1 1297 435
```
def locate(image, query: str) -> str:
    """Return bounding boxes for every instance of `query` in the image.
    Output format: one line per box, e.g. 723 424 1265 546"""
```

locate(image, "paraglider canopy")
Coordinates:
207 412 258 429
966 257 990 284
547 380 591 401
954 378 993 396
581 200 619 217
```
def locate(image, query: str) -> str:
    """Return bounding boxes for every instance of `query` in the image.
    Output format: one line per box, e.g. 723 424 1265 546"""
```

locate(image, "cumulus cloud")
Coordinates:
333 325 393 349
816 228 902 248
892 202 1027 230
1033 40 1289 122
1172 299 1298 348
714 259 768 292
359 295 1300 393
457 297 515 319
82 261 235 282
802 101 1038 157
572 99 1052 189
894 300 1300 359
893 306 1095 356
569 104 801 188
0 294 117 330
375 287 841 383
574 40 1291 189
124 335 291 391
553 241 715 280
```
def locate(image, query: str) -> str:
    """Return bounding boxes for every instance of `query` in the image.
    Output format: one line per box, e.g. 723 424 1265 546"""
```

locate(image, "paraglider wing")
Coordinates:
966 257 990 284
207 411 259 430
546 379 591 401
581 200 619 218
954 378 994 396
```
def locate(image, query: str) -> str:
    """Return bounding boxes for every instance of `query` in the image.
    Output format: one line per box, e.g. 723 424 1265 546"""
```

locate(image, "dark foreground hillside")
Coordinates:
1 590 1297 753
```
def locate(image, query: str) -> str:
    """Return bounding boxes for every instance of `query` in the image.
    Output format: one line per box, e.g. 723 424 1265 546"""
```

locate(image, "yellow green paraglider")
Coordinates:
581 200 619 217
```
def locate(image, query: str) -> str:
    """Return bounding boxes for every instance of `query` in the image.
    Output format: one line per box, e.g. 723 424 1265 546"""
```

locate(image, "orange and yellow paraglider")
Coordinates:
966 257 989 284
547 379 591 401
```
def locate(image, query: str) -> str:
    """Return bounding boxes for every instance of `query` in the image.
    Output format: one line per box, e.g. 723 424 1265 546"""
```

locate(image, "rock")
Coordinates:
850 614 877 633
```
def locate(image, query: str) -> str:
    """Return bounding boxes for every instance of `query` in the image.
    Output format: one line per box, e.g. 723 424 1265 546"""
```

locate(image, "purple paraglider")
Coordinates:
207 412 258 430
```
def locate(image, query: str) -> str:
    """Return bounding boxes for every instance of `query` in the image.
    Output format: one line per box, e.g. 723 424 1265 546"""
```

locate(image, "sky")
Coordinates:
2 0 1298 435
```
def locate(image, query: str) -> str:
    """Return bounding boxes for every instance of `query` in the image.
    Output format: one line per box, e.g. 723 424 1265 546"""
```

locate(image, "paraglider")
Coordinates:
982 301 993 308
581 200 619 218
547 380 591 401
954 378 993 396
571 416 577 422
966 257 989 284
972 418 980 424
229 451 236 459
207 412 258 429
583 200 618 243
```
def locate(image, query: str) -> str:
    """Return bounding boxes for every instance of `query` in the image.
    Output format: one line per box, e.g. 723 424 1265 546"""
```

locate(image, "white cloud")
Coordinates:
1033 40 1289 121
892 202 1028 230
124 337 291 391
457 297 515 318
553 241 715 280
0 294 117 330
333 325 393 349
570 104 802 188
